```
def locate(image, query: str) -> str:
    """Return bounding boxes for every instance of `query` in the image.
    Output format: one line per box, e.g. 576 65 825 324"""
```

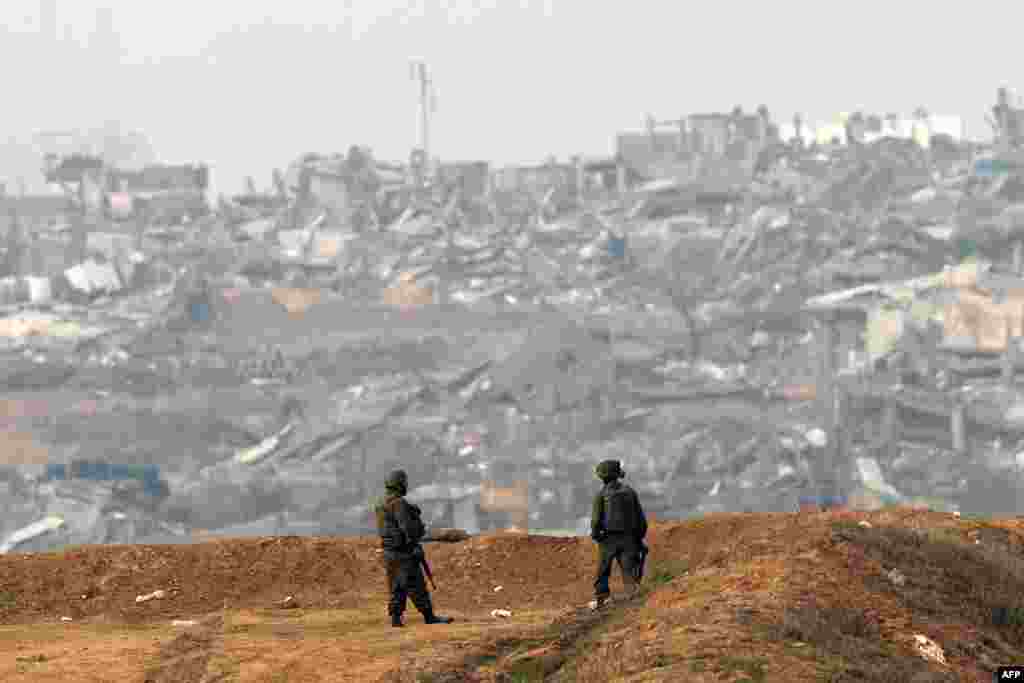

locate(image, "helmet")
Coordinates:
594 460 623 482
384 469 409 495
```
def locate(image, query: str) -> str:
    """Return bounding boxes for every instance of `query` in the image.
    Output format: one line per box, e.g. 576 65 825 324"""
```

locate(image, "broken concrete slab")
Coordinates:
64 260 123 296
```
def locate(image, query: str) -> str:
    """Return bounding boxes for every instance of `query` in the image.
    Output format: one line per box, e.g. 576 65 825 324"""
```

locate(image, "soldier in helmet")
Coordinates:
375 469 454 627
590 459 648 609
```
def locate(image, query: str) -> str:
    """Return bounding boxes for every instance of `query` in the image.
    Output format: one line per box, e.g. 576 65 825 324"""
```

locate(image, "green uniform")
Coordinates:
375 470 453 627
590 460 648 604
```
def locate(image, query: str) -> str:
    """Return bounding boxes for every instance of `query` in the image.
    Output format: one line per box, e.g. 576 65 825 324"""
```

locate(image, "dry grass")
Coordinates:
832 521 1024 644
764 599 951 682
535 512 1023 682
545 610 686 683
642 557 690 589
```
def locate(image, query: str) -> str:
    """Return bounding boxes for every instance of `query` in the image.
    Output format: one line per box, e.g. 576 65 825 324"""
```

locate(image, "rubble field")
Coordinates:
0 510 1022 681
5 108 1024 552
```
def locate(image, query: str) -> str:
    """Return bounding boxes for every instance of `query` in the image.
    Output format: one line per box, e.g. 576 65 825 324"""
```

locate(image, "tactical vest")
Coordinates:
376 496 424 554
602 484 638 534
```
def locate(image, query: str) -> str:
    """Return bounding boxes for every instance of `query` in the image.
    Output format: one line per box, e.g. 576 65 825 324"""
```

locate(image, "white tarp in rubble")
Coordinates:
855 457 904 502
876 118 916 141
807 114 963 148
64 259 122 295
815 123 847 146
928 115 964 140
25 276 52 304
861 115 963 145
0 515 64 553
778 123 815 146
83 233 144 290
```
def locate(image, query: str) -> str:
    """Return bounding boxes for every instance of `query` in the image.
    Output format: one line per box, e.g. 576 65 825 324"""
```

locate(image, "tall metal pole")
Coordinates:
411 60 433 179
420 63 430 173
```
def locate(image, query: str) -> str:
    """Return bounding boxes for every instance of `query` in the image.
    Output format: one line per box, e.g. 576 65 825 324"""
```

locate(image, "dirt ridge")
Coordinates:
1 509 1023 681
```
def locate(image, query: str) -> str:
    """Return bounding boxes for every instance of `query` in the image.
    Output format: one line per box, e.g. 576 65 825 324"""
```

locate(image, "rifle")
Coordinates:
635 542 649 583
415 546 437 590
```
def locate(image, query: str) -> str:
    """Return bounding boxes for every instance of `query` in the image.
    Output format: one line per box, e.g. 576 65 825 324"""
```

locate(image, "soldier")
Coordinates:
591 459 648 609
375 470 454 628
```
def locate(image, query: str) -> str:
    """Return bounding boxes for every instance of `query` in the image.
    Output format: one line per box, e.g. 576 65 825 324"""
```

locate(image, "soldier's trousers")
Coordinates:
594 533 642 599
384 555 433 618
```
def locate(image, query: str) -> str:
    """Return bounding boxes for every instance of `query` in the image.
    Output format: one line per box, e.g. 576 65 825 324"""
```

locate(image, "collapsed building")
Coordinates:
3 89 1024 554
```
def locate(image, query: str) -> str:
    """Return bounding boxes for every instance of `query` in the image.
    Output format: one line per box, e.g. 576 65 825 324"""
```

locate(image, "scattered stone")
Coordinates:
887 568 907 587
912 634 947 667
136 589 167 604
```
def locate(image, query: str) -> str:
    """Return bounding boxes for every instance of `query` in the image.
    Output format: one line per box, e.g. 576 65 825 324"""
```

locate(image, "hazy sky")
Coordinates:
1 1 1020 194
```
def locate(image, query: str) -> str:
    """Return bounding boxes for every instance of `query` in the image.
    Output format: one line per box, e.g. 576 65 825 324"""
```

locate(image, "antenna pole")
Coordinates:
411 60 434 179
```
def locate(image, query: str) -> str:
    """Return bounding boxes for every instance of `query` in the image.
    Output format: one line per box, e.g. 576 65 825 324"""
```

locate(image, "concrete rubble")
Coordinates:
3 91 1024 552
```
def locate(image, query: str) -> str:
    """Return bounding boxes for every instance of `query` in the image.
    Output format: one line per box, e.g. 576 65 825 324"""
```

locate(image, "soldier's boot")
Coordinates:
423 612 454 624
419 599 454 624
412 591 453 624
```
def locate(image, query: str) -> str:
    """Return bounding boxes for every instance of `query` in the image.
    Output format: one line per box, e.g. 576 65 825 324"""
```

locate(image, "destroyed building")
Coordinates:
4 89 1024 554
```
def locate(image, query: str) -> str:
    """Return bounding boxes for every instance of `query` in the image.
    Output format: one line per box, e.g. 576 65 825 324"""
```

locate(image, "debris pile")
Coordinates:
3 91 1024 552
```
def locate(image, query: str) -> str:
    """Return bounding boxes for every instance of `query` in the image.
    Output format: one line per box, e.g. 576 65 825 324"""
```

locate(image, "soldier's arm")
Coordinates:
634 490 648 540
590 492 605 541
374 502 387 536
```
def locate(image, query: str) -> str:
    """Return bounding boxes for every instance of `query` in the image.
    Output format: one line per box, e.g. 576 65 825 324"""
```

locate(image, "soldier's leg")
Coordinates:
617 538 642 595
593 542 618 602
406 559 434 617
386 558 409 625
407 559 454 624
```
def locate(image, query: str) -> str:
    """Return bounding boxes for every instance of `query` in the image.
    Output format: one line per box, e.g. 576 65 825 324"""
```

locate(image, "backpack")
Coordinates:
377 497 425 550
602 484 638 534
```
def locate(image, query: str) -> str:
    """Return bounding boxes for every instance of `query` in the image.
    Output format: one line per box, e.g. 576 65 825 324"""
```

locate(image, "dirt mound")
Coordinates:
0 535 372 622
0 532 600 624
527 510 1024 682
2 510 1023 681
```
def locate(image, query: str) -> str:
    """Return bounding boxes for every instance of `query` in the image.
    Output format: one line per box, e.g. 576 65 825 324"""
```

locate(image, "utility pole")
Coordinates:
410 59 436 182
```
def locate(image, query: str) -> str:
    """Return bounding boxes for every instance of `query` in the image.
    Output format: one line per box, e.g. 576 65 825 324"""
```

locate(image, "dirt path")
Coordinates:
0 606 571 682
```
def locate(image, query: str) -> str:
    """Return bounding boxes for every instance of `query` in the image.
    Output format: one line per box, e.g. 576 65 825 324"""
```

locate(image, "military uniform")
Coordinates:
591 460 648 607
375 470 453 627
